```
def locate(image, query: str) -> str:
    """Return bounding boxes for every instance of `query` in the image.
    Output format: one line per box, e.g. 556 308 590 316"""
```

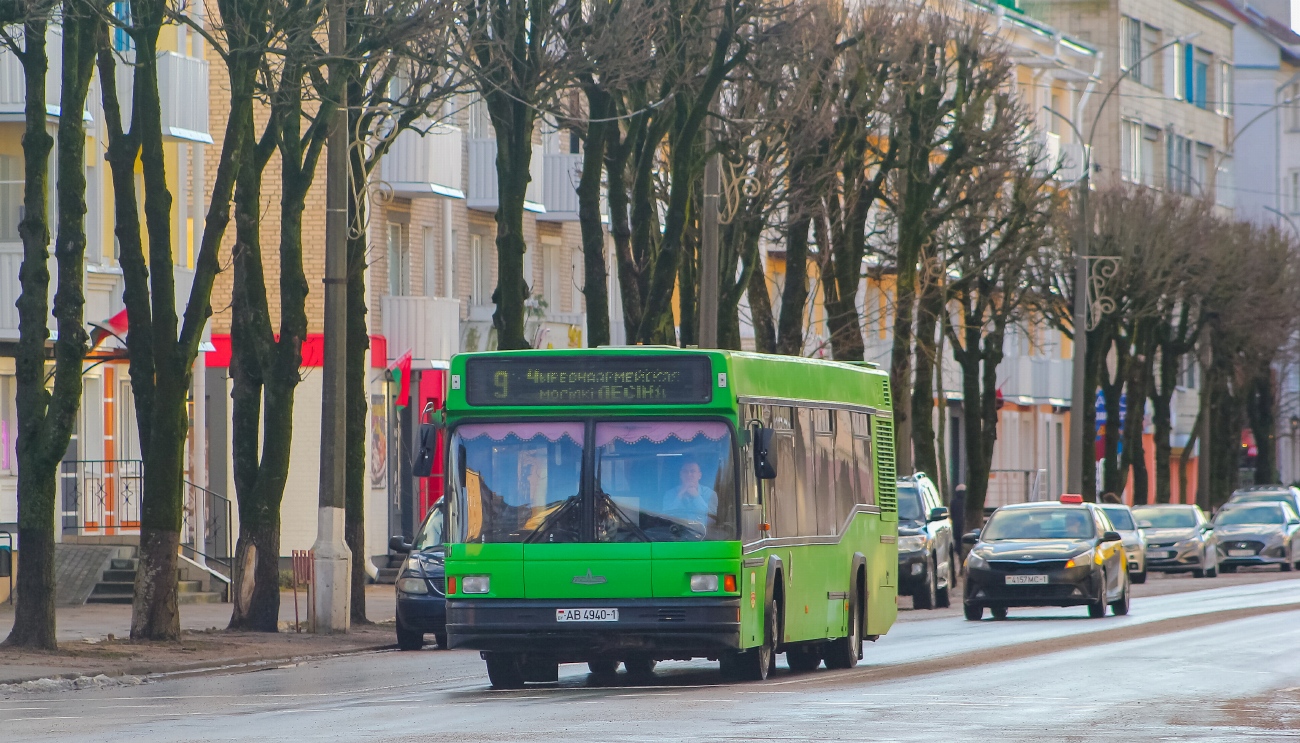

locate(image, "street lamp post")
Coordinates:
1049 33 1199 500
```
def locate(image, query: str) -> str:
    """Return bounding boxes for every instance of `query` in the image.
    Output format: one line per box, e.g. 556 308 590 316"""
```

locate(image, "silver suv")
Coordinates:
1097 504 1147 584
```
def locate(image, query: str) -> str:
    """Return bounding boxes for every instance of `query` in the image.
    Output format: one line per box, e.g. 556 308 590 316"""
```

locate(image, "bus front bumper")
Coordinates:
446 598 742 658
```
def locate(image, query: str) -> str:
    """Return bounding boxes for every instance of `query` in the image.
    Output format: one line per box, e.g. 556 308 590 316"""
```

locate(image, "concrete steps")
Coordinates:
85 551 223 604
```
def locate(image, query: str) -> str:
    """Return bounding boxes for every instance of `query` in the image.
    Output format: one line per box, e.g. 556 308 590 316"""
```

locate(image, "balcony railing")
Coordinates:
539 152 582 222
0 243 22 341
0 27 63 117
384 125 464 198
157 51 211 143
182 481 233 571
381 295 461 364
467 139 546 213
60 459 144 536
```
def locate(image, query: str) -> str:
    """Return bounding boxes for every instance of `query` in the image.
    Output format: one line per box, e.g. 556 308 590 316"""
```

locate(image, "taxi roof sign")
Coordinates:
1059 494 1084 504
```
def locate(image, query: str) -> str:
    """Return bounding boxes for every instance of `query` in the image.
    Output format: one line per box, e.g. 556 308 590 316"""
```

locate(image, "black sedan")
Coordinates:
391 505 448 650
963 496 1130 620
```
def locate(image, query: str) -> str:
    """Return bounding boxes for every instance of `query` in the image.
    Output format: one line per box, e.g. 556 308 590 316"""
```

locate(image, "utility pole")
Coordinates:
313 0 351 633
1066 167 1089 498
698 136 720 348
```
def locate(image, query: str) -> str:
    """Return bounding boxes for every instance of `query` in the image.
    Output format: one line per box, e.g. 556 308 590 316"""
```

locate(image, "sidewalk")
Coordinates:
0 586 401 686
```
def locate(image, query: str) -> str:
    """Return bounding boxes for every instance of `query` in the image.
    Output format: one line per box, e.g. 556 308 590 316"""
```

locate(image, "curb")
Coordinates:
0 641 396 689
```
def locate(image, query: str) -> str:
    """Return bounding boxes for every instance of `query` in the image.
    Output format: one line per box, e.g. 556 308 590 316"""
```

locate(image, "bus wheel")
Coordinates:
786 645 822 672
824 589 861 669
731 596 777 681
522 656 559 683
624 657 657 681
485 653 526 689
588 659 619 678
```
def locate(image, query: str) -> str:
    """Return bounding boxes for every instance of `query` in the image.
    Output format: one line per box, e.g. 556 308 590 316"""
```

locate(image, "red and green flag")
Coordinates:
388 349 413 408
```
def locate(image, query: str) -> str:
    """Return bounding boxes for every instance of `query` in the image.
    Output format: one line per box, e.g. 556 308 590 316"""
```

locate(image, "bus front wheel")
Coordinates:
726 595 778 682
485 653 526 689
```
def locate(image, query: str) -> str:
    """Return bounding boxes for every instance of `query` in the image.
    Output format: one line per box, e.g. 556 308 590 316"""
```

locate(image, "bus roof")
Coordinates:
444 348 892 415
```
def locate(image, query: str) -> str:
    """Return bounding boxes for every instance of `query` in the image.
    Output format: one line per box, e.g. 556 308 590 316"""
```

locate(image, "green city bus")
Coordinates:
439 348 898 687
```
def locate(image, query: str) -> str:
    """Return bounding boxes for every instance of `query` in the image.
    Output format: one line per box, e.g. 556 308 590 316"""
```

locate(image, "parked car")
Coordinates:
1225 486 1300 520
896 473 955 610
962 495 1130 620
1130 504 1219 578
1097 504 1147 584
391 505 448 650
1214 501 1300 573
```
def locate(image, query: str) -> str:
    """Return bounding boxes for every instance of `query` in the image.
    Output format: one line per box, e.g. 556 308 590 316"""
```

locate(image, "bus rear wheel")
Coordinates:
485 653 525 689
785 645 822 672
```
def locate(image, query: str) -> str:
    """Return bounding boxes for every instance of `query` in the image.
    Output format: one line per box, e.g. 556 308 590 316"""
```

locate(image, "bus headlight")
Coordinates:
461 575 491 594
690 574 720 592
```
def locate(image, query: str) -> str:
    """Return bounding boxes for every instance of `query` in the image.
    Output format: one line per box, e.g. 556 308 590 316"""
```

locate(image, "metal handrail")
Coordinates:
182 480 233 572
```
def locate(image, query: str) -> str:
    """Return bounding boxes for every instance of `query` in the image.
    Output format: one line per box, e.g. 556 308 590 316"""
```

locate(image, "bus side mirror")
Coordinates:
413 422 439 478
753 427 777 480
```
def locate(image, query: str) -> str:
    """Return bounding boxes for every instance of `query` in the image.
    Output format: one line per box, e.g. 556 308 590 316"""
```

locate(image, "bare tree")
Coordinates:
0 0 94 650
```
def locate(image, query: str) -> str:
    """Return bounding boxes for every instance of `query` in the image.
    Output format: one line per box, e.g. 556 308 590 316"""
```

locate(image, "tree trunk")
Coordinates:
910 277 942 480
345 131 371 625
776 192 810 356
1121 343 1153 505
1151 351 1176 504
1206 358 1239 509
746 250 776 354
1099 342 1124 496
1179 405 1201 503
486 98 537 351
1246 361 1277 486
578 87 611 348
605 129 639 341
677 217 698 347
5 17 56 651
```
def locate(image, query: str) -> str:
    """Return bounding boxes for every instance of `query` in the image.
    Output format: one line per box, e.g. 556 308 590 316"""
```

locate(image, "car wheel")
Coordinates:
963 603 984 621
623 657 657 681
1131 570 1147 585
935 554 952 609
1220 564 1237 574
1282 560 1294 573
823 584 862 670
1087 575 1107 618
1110 576 1131 616
990 606 1009 620
786 645 822 672
913 554 936 610
396 621 424 651
485 653 526 689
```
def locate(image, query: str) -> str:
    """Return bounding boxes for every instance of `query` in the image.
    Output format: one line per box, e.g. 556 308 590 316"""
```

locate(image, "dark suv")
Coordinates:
896 473 954 609
391 505 449 650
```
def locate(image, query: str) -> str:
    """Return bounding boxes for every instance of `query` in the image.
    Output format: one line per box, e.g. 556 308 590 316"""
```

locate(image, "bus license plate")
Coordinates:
556 608 619 622
1228 549 1256 557
1005 575 1048 585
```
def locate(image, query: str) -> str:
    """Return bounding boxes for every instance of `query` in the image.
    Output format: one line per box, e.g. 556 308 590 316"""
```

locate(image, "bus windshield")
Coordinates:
595 421 736 542
450 422 584 543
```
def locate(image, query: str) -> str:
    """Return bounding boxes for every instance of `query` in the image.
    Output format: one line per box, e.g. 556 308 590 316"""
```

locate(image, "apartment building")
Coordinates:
0 18 213 549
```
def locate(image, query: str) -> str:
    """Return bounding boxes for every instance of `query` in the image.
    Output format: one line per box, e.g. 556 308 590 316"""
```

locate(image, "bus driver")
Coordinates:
662 458 718 527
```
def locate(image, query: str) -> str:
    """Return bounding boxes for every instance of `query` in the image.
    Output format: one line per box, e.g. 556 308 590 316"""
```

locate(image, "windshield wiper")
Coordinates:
595 489 649 542
523 495 582 544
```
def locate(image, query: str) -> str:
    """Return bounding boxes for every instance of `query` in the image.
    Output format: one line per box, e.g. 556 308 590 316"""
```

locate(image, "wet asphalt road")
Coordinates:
5 576 1300 742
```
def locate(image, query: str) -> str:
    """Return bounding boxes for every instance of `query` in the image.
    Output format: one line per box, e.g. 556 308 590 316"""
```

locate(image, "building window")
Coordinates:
1121 17 1141 75
542 244 560 311
1142 125 1159 187
1194 143 1211 194
1217 62 1232 116
112 2 134 52
1289 84 1300 131
1168 42 1185 100
1121 119 1141 183
471 234 492 306
1290 170 1300 214
1167 134 1194 194
1216 156 1233 208
0 155 21 242
387 223 410 297
1191 48 1211 109
421 226 436 297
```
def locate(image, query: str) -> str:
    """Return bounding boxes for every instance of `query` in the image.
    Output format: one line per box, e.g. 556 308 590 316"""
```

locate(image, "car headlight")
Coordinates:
897 535 927 552
396 577 429 595
1066 548 1097 568
461 575 491 594
966 552 989 570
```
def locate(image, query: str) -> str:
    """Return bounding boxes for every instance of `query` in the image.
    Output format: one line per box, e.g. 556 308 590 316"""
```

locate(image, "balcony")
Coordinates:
1034 131 1061 178
156 51 211 143
0 27 65 118
538 152 581 222
467 139 546 213
384 124 463 199
0 242 23 341
1057 143 1090 184
381 295 461 364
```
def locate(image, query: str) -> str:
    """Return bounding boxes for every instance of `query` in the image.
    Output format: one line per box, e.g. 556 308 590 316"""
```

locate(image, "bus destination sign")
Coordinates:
464 356 714 406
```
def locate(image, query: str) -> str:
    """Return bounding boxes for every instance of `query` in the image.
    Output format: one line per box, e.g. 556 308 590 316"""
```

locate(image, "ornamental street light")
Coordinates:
1046 32 1199 500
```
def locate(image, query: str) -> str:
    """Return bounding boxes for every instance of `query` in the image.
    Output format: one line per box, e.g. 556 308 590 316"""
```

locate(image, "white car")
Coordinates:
1098 504 1147 584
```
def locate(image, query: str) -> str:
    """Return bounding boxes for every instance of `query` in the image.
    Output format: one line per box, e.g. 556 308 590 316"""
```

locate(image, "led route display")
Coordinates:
464 356 714 406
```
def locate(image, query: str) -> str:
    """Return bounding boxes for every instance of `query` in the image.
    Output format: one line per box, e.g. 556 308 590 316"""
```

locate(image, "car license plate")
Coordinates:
1147 550 1171 559
556 608 619 622
1005 575 1048 585
1228 549 1255 557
